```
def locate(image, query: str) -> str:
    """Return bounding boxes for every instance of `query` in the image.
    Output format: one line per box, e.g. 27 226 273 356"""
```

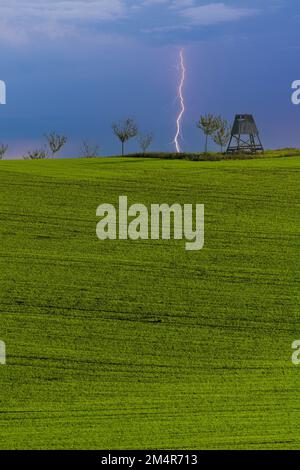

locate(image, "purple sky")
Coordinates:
0 0 299 157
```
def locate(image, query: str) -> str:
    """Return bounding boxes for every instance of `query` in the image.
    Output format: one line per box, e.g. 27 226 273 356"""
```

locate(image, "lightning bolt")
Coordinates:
174 48 186 153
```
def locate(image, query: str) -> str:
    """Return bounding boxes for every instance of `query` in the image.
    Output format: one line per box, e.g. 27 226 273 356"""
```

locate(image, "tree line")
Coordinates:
0 115 231 160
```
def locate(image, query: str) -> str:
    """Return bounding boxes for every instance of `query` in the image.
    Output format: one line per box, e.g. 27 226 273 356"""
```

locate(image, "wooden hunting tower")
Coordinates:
226 114 263 154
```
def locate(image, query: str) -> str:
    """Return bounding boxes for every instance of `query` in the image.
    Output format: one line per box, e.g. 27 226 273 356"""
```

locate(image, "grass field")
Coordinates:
0 156 299 449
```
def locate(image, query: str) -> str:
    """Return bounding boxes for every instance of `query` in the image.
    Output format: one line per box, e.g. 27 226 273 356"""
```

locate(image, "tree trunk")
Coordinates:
205 134 208 153
122 141 124 157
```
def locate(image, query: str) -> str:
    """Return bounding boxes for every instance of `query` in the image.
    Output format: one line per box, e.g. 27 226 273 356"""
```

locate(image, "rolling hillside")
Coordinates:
0 156 299 449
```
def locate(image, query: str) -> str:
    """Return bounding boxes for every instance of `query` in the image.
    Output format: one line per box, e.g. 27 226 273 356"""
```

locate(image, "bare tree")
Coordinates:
197 114 220 153
80 140 100 158
45 132 67 157
138 132 154 154
0 144 8 160
213 118 231 153
23 146 49 160
112 118 138 156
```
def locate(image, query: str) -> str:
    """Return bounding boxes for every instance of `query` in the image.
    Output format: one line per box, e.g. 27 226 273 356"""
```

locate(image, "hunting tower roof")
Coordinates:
232 114 259 136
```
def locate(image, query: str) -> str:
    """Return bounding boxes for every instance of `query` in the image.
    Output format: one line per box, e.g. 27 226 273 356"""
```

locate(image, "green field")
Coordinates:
0 156 299 449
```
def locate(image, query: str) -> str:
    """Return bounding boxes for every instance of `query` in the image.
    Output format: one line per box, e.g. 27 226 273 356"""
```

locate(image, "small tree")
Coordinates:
138 132 154 154
0 144 8 160
213 118 231 153
45 132 67 157
23 146 49 160
80 140 100 158
112 118 138 156
197 114 220 153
